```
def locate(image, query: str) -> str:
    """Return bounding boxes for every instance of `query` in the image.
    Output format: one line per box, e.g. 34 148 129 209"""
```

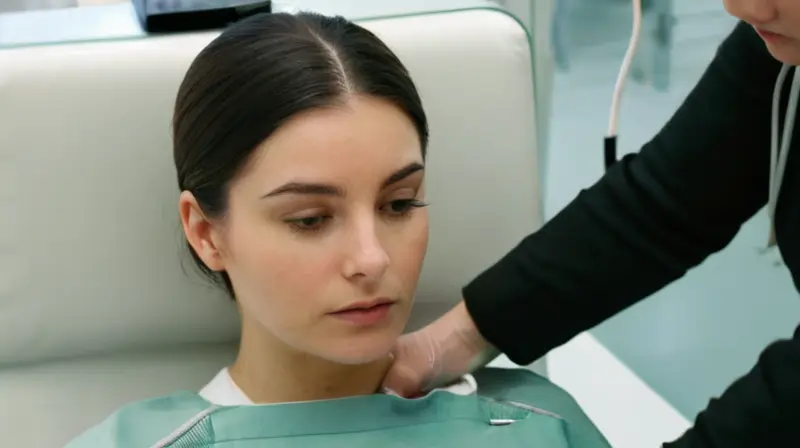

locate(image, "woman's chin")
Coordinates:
318 339 396 366
763 41 800 66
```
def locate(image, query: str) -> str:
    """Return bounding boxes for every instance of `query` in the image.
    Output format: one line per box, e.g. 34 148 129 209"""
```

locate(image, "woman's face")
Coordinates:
186 96 428 365
724 0 800 64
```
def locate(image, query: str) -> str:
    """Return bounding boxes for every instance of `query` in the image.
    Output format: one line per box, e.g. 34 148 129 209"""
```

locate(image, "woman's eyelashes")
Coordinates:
284 198 428 234
285 215 332 234
382 198 428 218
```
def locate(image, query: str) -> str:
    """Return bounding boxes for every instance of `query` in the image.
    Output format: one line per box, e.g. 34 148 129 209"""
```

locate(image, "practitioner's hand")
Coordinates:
381 300 500 397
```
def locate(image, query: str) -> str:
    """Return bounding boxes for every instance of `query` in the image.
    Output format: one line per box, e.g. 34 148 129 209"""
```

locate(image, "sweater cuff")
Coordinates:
462 259 551 366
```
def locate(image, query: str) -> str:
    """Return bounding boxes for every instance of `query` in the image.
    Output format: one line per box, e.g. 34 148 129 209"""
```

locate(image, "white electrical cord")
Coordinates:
605 0 644 168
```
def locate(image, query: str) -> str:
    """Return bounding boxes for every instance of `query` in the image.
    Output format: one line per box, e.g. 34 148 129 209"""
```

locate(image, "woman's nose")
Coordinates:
724 0 778 25
341 222 390 284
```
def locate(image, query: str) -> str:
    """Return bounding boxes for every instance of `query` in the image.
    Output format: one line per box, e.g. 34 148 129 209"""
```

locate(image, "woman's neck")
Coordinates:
229 321 393 404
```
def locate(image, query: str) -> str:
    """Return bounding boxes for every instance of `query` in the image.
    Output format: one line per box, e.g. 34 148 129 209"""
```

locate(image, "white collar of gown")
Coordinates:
199 367 478 406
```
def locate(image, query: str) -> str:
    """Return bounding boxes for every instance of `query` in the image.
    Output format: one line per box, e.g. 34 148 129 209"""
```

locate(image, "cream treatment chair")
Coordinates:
0 5 541 446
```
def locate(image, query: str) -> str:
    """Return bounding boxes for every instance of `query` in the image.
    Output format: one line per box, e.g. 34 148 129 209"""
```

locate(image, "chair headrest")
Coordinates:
0 8 540 367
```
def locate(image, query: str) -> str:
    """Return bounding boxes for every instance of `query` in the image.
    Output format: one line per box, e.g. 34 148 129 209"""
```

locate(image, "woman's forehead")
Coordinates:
237 97 423 194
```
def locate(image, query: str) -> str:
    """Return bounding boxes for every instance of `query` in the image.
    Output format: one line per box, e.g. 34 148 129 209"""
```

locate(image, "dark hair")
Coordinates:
173 12 429 298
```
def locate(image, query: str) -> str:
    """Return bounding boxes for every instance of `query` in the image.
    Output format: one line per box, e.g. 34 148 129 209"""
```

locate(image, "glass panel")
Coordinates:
0 1 125 13
0 1 510 49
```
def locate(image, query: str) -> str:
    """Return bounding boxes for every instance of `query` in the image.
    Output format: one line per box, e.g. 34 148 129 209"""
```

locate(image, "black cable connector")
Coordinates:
604 135 618 170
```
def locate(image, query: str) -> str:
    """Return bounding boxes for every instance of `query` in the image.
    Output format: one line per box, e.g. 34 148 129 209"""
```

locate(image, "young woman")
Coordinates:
172 11 434 405
65 11 609 447
384 1 800 446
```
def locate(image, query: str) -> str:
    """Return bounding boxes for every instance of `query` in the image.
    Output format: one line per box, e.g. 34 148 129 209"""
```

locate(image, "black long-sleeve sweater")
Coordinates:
464 21 800 446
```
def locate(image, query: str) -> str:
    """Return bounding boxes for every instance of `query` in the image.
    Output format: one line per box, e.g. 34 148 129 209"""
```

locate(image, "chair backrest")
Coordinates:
0 7 540 447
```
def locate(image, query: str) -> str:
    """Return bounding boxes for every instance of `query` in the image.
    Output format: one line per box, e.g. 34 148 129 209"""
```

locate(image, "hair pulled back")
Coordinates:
172 12 429 297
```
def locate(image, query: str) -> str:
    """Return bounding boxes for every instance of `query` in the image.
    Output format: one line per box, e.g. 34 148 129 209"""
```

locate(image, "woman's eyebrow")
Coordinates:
262 161 424 199
262 182 343 198
381 161 425 188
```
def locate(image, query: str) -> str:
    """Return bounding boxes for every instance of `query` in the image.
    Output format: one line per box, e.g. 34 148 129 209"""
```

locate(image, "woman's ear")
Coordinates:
178 190 226 272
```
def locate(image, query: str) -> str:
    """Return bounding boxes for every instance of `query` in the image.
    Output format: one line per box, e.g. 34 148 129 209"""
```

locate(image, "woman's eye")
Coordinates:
383 199 428 216
286 215 329 233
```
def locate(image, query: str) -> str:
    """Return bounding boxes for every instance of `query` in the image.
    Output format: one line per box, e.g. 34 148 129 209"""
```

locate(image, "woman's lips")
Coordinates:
756 28 787 43
329 302 394 326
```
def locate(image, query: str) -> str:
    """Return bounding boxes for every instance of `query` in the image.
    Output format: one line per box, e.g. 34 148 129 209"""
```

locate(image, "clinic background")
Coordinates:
2 0 793 440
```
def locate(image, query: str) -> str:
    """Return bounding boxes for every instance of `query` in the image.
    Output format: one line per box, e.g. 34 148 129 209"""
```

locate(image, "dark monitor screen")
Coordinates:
144 1 262 15
133 0 271 32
